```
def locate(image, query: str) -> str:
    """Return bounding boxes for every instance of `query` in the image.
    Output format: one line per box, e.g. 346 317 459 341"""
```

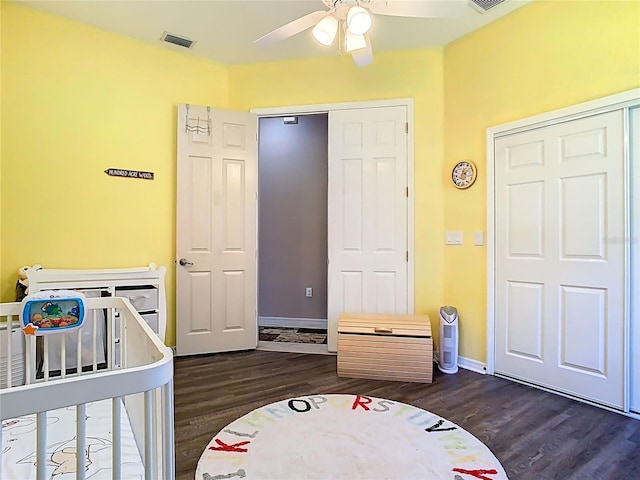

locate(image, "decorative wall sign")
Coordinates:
104 168 154 180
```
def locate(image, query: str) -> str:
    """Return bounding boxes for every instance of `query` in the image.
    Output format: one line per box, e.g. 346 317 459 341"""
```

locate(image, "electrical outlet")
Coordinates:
305 287 313 298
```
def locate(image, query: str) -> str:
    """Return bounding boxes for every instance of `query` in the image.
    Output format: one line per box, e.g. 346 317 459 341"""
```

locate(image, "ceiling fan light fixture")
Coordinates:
312 15 338 45
345 29 367 53
347 6 372 35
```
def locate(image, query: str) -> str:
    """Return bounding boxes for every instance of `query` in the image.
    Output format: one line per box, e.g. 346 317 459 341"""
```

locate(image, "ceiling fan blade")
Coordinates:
254 10 330 46
367 0 467 18
351 34 373 67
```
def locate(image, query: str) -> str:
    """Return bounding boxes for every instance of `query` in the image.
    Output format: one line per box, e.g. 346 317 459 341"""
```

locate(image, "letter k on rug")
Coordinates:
196 394 508 479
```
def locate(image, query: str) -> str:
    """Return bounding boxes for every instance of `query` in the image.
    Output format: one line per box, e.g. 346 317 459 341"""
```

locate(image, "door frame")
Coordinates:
252 98 416 317
485 88 640 413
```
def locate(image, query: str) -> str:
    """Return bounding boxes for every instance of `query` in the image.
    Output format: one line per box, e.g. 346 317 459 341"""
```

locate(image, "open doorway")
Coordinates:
257 114 329 350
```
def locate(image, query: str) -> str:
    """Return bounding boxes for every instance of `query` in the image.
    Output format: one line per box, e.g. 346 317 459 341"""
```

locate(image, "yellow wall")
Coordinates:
443 0 640 360
2 0 639 359
0 2 230 345
230 50 448 325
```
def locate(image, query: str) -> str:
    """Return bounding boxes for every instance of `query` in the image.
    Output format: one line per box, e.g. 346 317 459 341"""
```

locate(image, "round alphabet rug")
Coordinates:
196 394 508 480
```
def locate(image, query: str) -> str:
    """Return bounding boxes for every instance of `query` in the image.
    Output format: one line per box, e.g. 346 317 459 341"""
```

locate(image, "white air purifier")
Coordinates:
438 306 459 374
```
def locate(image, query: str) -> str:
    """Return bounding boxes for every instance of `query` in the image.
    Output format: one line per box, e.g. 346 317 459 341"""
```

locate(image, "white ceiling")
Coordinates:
19 0 531 65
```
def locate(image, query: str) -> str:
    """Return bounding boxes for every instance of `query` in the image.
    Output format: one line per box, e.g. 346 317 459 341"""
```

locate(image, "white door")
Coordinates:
176 105 257 356
494 110 626 409
327 106 408 352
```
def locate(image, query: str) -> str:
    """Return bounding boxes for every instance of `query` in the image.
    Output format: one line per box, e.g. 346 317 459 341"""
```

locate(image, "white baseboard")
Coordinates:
258 316 327 329
458 356 487 375
257 341 334 355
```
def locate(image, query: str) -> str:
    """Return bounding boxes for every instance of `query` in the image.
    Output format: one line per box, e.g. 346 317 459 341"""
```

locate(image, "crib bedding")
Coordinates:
2 398 144 480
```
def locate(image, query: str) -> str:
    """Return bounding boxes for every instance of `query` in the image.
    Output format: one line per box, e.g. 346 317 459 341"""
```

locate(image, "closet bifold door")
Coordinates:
494 109 626 410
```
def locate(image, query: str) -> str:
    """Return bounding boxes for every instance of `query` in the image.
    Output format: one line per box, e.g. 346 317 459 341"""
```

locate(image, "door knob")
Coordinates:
179 258 194 267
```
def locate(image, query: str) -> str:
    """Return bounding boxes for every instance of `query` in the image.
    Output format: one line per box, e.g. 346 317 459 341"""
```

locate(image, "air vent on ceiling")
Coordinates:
468 0 507 13
160 32 195 49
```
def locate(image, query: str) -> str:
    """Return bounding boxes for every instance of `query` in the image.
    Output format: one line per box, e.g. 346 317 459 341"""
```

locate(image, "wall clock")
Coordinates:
451 161 477 189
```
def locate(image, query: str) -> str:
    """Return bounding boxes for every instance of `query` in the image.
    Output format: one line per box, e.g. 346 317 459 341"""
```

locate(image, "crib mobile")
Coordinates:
20 290 86 335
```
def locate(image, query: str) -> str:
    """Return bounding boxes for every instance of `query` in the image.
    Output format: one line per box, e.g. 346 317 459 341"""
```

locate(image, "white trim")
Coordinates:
407 101 415 313
256 341 334 355
252 98 415 117
623 107 632 413
489 88 640 137
486 88 640 402
486 123 497 375
258 316 327 329
630 105 640 413
458 356 487 375
252 98 416 316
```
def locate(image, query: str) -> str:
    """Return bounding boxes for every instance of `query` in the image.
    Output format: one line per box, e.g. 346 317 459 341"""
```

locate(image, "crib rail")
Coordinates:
0 297 174 480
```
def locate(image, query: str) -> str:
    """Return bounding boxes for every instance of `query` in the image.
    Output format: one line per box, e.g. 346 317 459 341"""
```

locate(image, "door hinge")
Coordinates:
405 122 408 134
406 251 409 262
405 186 409 198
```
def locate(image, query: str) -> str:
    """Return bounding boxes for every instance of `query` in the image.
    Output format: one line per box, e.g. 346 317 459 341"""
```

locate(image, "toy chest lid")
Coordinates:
338 312 432 338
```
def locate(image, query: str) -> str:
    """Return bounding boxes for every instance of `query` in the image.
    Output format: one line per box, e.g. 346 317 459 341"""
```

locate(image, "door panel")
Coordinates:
506 281 543 360
328 106 408 352
559 285 606 375
560 174 605 258
177 105 257 355
495 110 625 409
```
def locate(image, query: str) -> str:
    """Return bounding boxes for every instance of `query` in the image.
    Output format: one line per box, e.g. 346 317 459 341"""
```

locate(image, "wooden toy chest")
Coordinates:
337 312 433 383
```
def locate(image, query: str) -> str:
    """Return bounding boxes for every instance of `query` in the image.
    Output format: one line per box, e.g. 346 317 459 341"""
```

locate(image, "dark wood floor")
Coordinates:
175 350 640 480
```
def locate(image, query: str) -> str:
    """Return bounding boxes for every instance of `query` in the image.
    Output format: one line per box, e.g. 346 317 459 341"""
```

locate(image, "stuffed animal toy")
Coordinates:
16 264 43 300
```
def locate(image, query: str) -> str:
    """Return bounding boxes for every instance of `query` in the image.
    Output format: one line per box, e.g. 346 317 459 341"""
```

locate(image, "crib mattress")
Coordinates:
2 399 144 479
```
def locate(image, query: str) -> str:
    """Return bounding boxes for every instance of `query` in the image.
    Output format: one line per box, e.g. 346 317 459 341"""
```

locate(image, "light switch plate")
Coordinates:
446 231 463 245
474 231 484 246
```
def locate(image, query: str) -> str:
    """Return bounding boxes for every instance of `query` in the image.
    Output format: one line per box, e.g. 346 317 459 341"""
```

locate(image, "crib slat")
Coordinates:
5 317 13 388
163 381 176 479
77 403 87 480
77 328 82 376
120 310 125 369
112 397 122 480
43 336 49 381
144 390 154 480
60 335 66 378
92 311 98 372
25 334 35 385
36 412 47 480
107 308 113 370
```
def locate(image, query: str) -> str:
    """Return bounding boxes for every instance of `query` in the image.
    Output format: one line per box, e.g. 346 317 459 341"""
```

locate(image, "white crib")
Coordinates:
0 296 175 480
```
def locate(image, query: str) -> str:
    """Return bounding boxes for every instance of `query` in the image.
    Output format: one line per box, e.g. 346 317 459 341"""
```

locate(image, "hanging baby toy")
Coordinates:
20 290 86 336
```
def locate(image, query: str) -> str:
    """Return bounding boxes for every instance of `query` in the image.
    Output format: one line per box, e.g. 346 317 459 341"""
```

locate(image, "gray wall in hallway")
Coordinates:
258 114 328 320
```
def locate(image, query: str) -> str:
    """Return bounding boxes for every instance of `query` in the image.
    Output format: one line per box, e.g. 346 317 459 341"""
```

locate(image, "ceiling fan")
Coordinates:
253 0 468 67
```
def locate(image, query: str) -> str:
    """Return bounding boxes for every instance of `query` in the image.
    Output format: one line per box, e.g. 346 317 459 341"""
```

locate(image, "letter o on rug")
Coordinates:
197 394 508 479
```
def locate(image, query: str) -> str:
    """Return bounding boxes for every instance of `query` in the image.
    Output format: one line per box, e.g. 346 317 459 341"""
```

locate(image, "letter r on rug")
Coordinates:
352 395 373 411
